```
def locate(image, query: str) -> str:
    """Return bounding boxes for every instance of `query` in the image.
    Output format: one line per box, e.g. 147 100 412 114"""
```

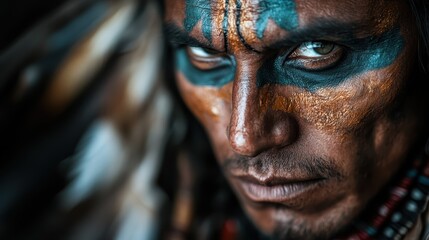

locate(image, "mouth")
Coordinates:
234 175 326 203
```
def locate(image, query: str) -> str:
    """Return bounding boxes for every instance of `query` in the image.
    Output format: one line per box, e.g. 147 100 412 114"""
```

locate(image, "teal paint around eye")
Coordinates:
184 0 213 42
257 27 405 91
256 0 299 39
175 48 236 87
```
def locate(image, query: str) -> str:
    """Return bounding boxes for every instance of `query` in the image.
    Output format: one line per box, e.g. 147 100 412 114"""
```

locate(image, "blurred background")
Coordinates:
0 0 174 239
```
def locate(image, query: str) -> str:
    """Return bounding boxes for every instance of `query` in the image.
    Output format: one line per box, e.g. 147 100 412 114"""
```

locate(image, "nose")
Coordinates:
228 63 298 157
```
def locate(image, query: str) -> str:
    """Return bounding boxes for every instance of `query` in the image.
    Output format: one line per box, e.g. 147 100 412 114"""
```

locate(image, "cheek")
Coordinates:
286 25 415 132
278 69 403 132
176 71 233 130
177 72 236 160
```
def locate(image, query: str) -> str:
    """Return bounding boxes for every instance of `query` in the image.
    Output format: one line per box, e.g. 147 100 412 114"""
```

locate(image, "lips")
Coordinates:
223 154 340 205
234 175 325 203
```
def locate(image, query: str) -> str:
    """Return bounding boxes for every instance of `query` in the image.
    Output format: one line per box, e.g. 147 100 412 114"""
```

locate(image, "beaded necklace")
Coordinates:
337 153 429 240
219 148 429 240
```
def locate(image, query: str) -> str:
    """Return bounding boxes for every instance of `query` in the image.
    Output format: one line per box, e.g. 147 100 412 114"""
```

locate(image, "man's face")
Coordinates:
165 0 428 238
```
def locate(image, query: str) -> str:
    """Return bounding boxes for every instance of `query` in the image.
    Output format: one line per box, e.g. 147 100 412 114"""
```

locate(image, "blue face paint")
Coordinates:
184 0 213 42
257 26 405 91
223 0 230 51
256 0 299 39
175 48 236 87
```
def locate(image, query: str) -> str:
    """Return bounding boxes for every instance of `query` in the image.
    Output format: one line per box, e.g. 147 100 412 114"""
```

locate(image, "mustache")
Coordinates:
222 151 344 180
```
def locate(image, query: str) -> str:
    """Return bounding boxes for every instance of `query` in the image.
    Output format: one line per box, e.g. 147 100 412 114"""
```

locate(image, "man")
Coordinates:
163 0 429 239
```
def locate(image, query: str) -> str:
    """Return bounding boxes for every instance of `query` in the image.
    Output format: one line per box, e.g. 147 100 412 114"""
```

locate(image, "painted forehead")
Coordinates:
168 0 407 90
168 0 400 50
183 0 298 40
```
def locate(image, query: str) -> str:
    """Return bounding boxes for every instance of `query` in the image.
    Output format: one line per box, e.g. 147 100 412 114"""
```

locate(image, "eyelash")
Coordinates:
184 41 346 71
185 46 232 70
284 42 345 71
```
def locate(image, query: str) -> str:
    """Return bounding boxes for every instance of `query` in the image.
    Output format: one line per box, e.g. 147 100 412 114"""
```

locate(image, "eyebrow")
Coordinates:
269 19 379 48
164 19 387 51
164 23 214 49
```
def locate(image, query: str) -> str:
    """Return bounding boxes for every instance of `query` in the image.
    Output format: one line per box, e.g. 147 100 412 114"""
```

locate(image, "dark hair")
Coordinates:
408 0 429 72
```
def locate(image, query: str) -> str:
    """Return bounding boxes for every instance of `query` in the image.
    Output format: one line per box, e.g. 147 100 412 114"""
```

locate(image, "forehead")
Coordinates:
164 0 403 51
165 0 396 22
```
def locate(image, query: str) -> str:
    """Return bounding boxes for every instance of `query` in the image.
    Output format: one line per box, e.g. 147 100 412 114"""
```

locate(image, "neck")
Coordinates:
337 145 429 240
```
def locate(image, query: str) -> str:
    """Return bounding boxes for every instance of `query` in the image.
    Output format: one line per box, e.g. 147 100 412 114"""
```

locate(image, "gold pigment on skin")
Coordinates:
174 0 412 133
178 72 233 122
289 69 400 132
255 65 402 133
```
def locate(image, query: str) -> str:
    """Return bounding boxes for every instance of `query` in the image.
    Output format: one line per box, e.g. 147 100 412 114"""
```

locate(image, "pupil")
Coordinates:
312 41 334 55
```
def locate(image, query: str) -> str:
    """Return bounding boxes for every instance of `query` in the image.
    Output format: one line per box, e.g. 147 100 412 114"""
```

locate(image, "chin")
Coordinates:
238 191 366 240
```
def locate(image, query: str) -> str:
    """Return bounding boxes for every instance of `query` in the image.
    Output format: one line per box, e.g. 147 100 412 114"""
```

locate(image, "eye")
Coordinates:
188 46 218 58
286 41 344 70
296 42 336 57
185 46 230 70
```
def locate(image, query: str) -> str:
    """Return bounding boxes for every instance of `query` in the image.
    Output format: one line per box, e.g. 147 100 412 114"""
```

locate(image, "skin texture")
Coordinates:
254 0 299 39
165 0 429 239
184 0 213 41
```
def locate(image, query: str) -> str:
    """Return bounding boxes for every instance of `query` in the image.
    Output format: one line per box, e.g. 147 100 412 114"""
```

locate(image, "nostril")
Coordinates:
227 111 299 156
271 123 296 147
272 124 286 138
264 111 298 148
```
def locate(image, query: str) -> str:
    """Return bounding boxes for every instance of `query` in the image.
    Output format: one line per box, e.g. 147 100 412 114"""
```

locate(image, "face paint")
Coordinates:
175 48 236 87
235 0 259 52
222 0 230 51
256 0 299 39
184 0 213 42
257 26 405 91
166 0 427 238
